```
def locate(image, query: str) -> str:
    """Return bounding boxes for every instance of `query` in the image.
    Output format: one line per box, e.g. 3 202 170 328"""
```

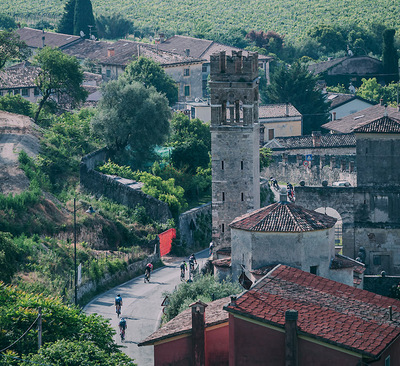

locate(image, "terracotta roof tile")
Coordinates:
353 115 400 133
230 202 337 232
259 104 301 119
0 62 40 88
264 133 355 150
330 254 365 273
225 265 400 357
139 297 230 346
16 27 81 49
322 104 400 133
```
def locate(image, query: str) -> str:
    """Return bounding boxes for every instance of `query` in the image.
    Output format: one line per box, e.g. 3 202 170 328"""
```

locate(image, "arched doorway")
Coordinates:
315 207 342 251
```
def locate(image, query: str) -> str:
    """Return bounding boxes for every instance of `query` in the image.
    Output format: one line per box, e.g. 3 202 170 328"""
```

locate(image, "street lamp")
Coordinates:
73 197 95 306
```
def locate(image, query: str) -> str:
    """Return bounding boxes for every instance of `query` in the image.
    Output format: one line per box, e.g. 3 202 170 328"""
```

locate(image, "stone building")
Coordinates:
229 192 364 287
209 51 260 250
296 115 400 275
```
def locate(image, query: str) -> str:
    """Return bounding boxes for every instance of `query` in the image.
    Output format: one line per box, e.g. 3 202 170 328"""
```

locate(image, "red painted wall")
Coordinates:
375 336 400 366
154 335 191 366
159 228 176 257
206 324 229 366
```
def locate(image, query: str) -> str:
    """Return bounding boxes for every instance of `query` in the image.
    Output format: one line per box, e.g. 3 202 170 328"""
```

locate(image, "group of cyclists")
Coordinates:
180 253 197 282
269 177 295 202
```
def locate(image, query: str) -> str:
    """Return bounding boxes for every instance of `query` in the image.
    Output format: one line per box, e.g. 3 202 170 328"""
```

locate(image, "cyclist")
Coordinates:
115 294 123 317
287 182 295 202
180 260 187 281
209 241 214 256
270 177 279 190
119 317 127 341
144 262 153 282
188 253 197 273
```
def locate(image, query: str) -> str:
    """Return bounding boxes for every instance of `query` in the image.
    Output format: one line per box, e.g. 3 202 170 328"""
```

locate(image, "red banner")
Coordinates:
159 228 176 257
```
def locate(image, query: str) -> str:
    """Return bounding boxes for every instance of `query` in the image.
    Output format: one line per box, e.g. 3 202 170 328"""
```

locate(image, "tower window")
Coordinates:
221 160 224 170
241 192 244 201
310 266 318 275
222 223 225 233
240 161 244 170
222 192 225 201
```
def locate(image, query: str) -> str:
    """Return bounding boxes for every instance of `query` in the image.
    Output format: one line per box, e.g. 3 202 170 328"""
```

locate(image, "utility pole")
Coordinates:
74 197 78 306
38 307 42 350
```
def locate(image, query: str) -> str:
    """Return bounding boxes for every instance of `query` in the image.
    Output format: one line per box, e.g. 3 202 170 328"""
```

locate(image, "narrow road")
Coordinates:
84 249 209 366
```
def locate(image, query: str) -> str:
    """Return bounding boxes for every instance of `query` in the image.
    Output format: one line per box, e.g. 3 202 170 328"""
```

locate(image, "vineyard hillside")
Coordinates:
3 0 400 44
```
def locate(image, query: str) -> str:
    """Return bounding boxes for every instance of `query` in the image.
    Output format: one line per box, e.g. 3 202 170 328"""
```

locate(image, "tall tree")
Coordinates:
122 57 178 106
0 31 31 70
266 62 330 135
96 13 134 40
92 79 171 164
73 0 96 38
57 0 75 34
0 14 17 30
33 47 87 122
382 29 399 84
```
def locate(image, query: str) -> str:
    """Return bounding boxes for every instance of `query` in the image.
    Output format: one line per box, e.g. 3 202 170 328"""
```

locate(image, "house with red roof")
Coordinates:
140 265 400 365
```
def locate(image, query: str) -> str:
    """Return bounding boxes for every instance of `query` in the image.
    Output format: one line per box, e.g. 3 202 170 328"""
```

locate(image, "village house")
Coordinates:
327 92 376 121
308 55 387 87
156 35 273 98
258 103 302 145
140 265 400 366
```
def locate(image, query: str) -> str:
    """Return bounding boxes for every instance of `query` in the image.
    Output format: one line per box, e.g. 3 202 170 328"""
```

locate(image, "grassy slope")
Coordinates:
4 0 399 43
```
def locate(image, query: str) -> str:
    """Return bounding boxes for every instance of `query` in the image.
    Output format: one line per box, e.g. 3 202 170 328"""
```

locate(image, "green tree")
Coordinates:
0 94 34 117
382 29 399 84
92 79 171 164
260 147 272 170
266 62 330 134
96 13 134 40
58 0 75 35
73 0 96 38
33 47 87 122
307 25 346 54
0 232 20 282
356 77 399 105
123 57 178 106
26 339 134 366
0 31 31 70
170 113 211 149
0 14 17 30
171 140 210 173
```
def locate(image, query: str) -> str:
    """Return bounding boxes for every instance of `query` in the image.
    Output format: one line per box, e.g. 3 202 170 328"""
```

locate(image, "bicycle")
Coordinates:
120 327 125 341
180 268 185 281
116 304 121 317
144 270 150 283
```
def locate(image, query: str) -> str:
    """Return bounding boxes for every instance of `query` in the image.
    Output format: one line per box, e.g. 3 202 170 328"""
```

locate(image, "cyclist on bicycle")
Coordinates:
119 317 127 340
189 254 197 271
180 260 187 281
144 262 153 282
270 177 279 190
115 294 122 316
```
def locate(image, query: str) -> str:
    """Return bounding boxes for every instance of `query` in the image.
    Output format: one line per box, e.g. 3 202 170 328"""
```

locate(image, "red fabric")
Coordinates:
159 228 176 257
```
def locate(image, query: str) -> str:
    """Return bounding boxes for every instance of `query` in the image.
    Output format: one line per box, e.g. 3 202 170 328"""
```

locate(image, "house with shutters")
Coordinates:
139 264 400 366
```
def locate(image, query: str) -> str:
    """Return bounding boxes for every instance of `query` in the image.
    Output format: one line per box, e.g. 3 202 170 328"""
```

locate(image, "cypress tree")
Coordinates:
382 29 399 84
73 0 97 39
57 0 76 35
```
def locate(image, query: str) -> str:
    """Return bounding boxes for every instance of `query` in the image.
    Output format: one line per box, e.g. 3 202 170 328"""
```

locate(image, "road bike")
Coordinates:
144 270 150 283
120 327 125 341
116 304 121 318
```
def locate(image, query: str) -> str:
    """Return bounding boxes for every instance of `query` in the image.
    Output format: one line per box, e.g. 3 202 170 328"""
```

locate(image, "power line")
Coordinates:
0 314 40 353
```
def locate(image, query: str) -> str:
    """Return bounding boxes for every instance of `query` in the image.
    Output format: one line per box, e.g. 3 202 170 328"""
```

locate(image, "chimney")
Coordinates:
332 111 336 121
159 33 165 43
190 300 208 366
42 36 45 48
312 131 321 147
107 48 115 57
185 48 190 57
285 310 298 366
384 104 388 117
285 103 289 117
230 296 237 307
279 187 288 203
380 98 384 106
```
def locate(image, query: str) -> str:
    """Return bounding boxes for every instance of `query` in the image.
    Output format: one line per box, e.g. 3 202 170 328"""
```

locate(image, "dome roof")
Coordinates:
230 202 337 232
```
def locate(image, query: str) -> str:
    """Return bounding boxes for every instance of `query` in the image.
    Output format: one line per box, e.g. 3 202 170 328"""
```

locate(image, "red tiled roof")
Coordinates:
330 254 365 274
139 297 230 346
16 27 81 49
259 104 301 119
353 115 400 134
213 258 231 268
0 62 40 88
225 265 400 358
230 202 337 232
322 104 400 133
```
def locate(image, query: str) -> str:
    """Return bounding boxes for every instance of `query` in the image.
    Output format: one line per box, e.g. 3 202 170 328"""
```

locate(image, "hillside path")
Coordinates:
84 249 209 366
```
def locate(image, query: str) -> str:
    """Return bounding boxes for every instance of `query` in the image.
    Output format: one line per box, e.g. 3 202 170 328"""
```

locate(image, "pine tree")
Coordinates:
57 0 76 35
73 0 97 38
382 29 399 85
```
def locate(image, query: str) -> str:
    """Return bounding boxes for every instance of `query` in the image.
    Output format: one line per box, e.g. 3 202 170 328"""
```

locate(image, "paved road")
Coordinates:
84 249 209 366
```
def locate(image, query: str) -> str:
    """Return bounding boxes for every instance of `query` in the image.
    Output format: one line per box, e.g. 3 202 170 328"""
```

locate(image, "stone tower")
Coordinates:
209 51 260 250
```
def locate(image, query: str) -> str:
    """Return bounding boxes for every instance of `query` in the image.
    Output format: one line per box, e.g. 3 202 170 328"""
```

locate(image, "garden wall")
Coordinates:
80 150 172 223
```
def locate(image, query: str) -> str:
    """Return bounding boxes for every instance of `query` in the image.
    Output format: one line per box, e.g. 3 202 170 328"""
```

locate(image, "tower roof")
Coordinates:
230 202 337 232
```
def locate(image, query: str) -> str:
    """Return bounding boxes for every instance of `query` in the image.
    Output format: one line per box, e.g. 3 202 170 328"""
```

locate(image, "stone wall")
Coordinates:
363 275 400 297
263 153 357 186
179 202 212 247
77 251 160 303
80 151 172 223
